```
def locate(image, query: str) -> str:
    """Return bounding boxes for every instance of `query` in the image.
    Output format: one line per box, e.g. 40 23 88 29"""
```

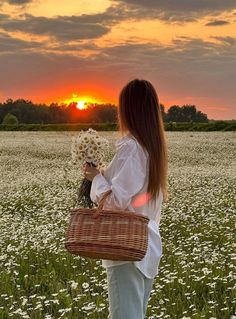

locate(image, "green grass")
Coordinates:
0 121 235 131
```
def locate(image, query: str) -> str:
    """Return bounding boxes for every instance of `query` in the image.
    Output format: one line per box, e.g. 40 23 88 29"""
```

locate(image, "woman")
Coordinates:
83 78 168 319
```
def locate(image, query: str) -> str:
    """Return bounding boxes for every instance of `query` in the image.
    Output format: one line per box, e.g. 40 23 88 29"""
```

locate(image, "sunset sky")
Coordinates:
0 0 236 119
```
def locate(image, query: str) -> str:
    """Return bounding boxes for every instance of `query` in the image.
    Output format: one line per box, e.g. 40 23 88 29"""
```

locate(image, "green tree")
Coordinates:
166 105 182 122
2 112 19 125
166 104 208 122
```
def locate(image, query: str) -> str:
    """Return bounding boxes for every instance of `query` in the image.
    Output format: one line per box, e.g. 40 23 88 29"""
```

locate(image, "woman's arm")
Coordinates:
90 141 146 210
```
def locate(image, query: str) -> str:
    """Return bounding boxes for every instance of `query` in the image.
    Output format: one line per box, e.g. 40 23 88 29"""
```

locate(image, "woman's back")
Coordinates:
103 134 163 226
90 133 164 279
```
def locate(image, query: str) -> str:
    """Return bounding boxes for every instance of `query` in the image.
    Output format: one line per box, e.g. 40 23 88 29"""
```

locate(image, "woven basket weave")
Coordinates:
64 189 149 261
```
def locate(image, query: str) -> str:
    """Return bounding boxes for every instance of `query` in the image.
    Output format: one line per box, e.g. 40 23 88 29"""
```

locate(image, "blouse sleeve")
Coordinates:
90 141 146 210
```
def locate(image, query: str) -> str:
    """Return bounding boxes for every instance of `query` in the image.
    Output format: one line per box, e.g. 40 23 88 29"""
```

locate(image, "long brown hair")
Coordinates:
118 78 169 203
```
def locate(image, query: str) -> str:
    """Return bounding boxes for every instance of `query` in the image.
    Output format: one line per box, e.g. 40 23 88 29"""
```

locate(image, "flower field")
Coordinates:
0 131 235 319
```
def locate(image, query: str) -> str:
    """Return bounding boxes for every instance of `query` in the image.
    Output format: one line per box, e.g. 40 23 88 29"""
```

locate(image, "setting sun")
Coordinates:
58 93 104 109
77 100 86 110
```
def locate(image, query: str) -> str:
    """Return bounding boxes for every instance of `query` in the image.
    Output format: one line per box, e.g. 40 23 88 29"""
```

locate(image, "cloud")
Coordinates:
113 0 236 22
115 0 236 12
0 32 42 51
0 14 9 19
0 4 138 41
212 36 236 45
6 0 32 4
98 38 236 86
0 10 119 41
2 0 234 48
0 30 104 56
3 1 151 42
205 20 230 26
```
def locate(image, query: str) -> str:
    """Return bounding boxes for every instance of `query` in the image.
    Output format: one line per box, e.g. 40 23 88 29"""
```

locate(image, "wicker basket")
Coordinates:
64 189 149 261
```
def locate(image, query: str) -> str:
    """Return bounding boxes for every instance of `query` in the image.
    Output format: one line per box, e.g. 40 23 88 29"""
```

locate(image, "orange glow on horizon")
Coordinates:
58 93 105 109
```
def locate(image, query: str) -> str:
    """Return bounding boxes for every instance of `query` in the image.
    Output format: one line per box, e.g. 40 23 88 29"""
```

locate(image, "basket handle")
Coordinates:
94 189 112 217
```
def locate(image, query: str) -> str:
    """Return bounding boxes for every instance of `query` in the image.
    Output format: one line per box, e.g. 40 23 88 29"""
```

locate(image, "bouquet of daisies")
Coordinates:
71 128 109 208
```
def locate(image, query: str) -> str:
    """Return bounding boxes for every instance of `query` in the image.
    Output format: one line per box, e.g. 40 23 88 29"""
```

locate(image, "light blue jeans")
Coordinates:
106 262 155 319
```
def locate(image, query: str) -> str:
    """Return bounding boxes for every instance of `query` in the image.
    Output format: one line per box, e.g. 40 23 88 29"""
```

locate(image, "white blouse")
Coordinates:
90 133 163 279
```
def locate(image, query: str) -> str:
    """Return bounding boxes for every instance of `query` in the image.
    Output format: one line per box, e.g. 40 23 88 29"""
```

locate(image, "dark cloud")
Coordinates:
0 30 103 55
0 11 117 41
98 38 236 86
0 4 136 42
205 20 230 26
114 0 236 22
0 14 9 19
2 0 234 48
212 36 236 45
6 0 32 4
115 0 236 11
0 32 41 51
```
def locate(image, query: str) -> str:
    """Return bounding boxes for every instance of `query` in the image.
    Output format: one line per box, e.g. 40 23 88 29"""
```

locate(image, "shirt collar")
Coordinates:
115 134 148 158
115 134 134 148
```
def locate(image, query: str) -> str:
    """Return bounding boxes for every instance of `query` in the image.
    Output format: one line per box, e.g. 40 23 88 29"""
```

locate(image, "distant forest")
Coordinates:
0 99 209 124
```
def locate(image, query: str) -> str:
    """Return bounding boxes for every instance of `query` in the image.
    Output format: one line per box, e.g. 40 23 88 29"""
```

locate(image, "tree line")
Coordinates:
0 98 208 124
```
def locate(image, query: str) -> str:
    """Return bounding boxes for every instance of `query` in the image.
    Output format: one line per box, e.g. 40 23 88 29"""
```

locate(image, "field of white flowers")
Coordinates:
0 131 235 319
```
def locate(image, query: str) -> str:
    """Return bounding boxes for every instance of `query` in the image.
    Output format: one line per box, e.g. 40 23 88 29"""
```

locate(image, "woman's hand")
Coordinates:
82 162 101 182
